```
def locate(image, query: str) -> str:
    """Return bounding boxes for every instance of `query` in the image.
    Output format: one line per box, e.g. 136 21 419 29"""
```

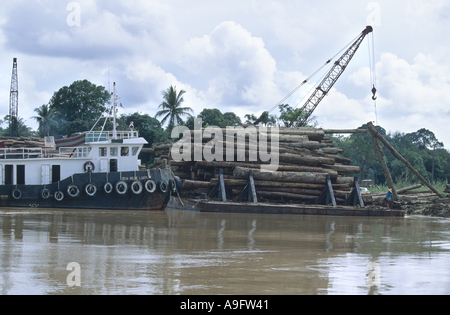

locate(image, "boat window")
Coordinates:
110 147 118 157
121 146 129 157
99 147 107 157
132 147 139 156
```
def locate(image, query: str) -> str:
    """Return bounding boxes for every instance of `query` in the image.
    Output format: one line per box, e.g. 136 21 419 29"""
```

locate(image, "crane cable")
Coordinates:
368 31 378 125
265 32 363 115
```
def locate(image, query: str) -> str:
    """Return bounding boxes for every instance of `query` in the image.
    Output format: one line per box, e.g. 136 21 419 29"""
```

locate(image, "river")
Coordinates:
1 207 449 295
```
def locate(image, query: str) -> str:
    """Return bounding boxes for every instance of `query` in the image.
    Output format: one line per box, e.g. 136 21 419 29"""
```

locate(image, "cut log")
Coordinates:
170 161 195 167
263 187 322 196
141 148 155 154
323 129 368 134
323 164 361 174
233 166 328 184
152 143 173 151
279 141 327 150
257 191 318 201
182 180 211 189
396 184 422 194
279 154 335 166
367 121 445 199
321 147 343 154
368 123 398 200
172 172 191 179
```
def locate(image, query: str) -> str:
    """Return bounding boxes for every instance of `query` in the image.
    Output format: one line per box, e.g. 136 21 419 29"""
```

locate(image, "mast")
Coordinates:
111 82 119 139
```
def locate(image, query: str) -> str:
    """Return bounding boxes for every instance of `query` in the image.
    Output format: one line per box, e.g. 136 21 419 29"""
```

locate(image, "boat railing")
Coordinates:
59 146 92 158
0 146 92 160
85 130 138 143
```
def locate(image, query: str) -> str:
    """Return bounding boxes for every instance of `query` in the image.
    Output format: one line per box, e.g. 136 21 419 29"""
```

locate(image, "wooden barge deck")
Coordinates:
167 197 405 217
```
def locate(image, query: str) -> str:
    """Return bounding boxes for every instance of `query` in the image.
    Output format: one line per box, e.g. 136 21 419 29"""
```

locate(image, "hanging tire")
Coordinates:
174 176 182 193
67 184 80 198
159 180 168 193
131 180 143 195
85 183 97 197
104 182 113 194
54 191 64 202
11 188 22 200
40 188 51 200
115 181 128 195
169 179 177 193
144 179 156 194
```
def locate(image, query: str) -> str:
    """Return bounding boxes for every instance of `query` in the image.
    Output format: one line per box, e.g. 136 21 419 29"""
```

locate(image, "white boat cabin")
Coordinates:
0 130 147 186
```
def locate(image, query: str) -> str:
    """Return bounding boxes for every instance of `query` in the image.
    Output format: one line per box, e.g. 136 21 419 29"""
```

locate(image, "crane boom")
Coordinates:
9 58 19 137
289 26 373 127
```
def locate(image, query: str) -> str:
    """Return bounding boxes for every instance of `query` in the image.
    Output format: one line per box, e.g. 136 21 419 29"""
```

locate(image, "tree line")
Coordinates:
3 79 449 183
332 125 450 185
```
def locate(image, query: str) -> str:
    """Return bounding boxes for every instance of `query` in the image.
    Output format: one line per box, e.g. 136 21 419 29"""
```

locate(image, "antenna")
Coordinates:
9 58 19 137
111 82 120 139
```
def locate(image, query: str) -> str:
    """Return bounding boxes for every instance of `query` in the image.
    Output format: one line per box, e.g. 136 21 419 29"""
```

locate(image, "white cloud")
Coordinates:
0 0 448 149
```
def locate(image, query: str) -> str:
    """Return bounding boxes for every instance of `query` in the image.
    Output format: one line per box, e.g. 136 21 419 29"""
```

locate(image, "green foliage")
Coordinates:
332 126 450 185
155 86 193 131
119 112 169 167
244 111 277 126
409 128 444 150
244 104 317 127
121 112 169 146
277 104 318 127
32 104 59 137
1 115 36 137
48 79 111 136
185 108 242 129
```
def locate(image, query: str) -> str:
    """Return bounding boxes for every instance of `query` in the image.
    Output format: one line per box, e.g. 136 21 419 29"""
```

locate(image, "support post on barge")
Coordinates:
343 177 365 207
236 170 258 203
208 168 228 201
316 174 336 207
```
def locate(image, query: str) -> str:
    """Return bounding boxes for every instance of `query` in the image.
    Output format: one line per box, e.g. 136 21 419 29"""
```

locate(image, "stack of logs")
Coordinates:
148 127 371 205
0 136 45 148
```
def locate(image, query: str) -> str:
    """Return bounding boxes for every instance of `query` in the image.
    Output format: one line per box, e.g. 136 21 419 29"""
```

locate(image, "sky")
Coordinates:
0 0 449 148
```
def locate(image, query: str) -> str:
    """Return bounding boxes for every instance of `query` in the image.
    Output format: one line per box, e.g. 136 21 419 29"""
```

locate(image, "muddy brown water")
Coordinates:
1 207 450 295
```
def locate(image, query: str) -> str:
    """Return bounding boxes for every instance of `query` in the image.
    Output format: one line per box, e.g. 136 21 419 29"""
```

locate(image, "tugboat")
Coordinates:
0 83 177 210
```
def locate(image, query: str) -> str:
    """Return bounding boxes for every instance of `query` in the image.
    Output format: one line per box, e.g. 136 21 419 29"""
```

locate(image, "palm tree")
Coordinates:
155 86 193 132
32 104 58 137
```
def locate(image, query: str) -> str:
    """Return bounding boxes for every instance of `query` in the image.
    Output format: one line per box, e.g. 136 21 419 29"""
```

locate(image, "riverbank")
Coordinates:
401 196 450 217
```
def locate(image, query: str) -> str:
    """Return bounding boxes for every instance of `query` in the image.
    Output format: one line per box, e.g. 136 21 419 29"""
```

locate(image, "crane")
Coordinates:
9 57 19 137
288 25 373 127
253 26 375 127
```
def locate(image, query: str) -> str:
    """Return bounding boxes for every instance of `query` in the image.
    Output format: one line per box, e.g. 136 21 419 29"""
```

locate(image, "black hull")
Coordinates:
0 168 174 211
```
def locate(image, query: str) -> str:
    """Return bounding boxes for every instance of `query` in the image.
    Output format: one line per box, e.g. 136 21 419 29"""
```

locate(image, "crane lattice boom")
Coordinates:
289 26 373 127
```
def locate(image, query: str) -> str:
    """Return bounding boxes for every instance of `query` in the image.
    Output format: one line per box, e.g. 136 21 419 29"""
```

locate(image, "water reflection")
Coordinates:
0 208 449 295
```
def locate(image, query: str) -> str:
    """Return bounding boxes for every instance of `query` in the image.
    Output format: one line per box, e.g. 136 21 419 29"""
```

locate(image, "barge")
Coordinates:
168 197 405 217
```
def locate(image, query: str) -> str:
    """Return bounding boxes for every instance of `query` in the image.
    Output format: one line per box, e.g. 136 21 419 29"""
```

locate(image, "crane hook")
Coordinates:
371 85 377 100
